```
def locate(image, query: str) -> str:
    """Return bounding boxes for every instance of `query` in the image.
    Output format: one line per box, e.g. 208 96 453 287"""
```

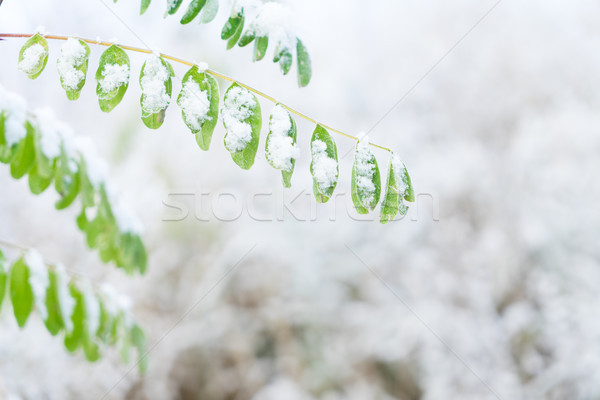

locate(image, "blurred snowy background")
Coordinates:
1 0 599 399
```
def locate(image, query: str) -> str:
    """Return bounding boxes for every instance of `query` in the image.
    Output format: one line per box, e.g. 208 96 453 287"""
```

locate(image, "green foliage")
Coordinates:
296 39 312 88
351 143 381 214
9 257 34 328
17 33 48 79
310 125 339 203
265 104 297 188
95 45 130 113
0 107 147 274
222 83 261 170
57 39 91 100
139 56 174 129
0 246 147 372
177 66 220 151
180 0 207 24
379 153 415 223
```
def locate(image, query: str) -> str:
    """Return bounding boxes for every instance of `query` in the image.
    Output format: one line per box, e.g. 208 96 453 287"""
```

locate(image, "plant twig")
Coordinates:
0 32 393 153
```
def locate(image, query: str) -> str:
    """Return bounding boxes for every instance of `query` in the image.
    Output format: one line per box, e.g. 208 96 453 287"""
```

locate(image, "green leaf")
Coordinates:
265 105 297 188
54 144 80 210
403 166 415 202
238 30 256 47
140 0 151 14
0 112 16 164
310 124 338 203
226 11 245 50
131 324 148 373
379 153 413 224
221 8 244 40
0 250 7 311
139 56 174 129
177 66 220 151
17 33 49 79
222 83 261 170
165 0 183 15
351 142 381 214
82 288 101 362
28 123 55 195
64 284 84 352
95 45 130 113
180 0 206 24
44 270 65 336
9 258 34 328
199 0 219 23
273 43 292 75
57 39 91 101
296 38 312 87
253 36 268 62
10 121 36 179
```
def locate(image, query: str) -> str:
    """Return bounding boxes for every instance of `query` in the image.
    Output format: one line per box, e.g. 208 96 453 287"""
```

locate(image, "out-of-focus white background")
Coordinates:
1 0 599 399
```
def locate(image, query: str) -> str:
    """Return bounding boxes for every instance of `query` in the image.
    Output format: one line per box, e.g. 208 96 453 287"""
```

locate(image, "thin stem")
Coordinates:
0 32 393 153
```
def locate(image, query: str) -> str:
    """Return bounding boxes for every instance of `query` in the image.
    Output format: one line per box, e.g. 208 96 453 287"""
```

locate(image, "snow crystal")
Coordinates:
195 62 209 72
57 38 87 90
18 44 47 75
179 78 211 131
99 63 129 94
140 56 171 113
353 137 377 206
83 282 100 336
0 86 27 146
55 263 75 332
391 152 408 195
105 184 143 234
266 104 299 171
100 284 132 322
24 250 49 321
311 139 337 191
222 86 256 152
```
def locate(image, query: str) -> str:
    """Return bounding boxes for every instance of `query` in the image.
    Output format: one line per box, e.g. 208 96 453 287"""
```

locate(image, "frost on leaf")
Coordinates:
222 83 261 169
140 56 172 114
311 141 337 190
379 152 414 224
223 85 255 151
99 64 130 94
18 34 49 79
310 125 338 203
57 38 90 99
0 85 27 148
24 249 49 321
55 264 75 332
178 78 211 131
266 105 298 172
351 137 381 214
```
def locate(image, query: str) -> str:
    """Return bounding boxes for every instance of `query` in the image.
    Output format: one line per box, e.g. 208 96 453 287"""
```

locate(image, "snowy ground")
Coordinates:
0 0 599 399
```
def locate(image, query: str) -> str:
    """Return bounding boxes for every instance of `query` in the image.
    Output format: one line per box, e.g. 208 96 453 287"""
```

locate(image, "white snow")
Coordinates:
18 44 47 75
54 264 75 332
0 86 27 147
311 139 337 191
178 78 211 131
73 136 108 187
105 184 144 234
140 56 171 113
24 250 49 321
83 282 100 336
99 63 129 94
222 85 256 152
34 108 62 159
353 137 377 206
390 152 408 195
266 105 299 171
56 38 87 90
